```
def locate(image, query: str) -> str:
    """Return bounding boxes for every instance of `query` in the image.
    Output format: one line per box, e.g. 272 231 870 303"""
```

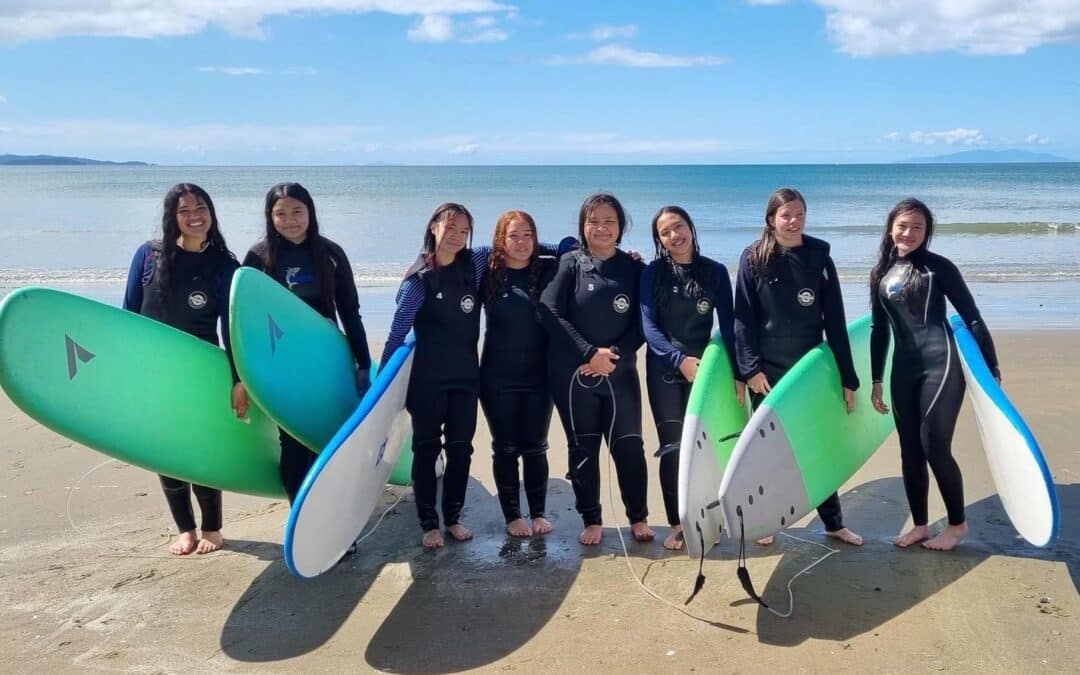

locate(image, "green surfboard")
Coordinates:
0 288 284 497
678 333 750 560
718 314 895 542
228 268 415 485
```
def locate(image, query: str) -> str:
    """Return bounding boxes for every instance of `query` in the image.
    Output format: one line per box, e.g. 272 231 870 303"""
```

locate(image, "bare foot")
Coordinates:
580 524 603 545
664 526 685 551
447 523 473 542
531 517 553 535
196 530 224 554
922 523 968 551
755 535 774 546
506 518 533 538
893 525 930 548
168 530 198 555
631 521 655 542
826 527 864 546
422 529 445 549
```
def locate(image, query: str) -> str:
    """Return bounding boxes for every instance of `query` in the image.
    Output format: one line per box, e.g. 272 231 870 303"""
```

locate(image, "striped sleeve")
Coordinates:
380 276 425 370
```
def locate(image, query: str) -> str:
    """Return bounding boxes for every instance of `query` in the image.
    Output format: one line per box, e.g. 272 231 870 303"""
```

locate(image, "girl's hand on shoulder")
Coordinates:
231 382 250 419
870 382 889 415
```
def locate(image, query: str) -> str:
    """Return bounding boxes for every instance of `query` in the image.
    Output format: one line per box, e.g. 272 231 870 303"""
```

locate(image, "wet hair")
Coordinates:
154 183 233 310
650 205 713 311
869 198 936 305
254 182 336 313
577 193 629 249
750 187 806 279
486 210 544 302
403 202 474 283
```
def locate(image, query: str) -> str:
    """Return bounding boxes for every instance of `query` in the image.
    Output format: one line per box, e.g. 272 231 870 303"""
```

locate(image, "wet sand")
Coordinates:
1 332 1078 673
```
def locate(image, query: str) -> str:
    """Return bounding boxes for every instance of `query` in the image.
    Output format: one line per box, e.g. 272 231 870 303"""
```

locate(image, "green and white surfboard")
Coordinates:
0 287 284 497
678 333 749 560
228 268 415 485
718 314 895 543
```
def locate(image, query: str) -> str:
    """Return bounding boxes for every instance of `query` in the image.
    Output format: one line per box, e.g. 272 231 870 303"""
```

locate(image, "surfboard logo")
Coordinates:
696 299 711 315
187 291 207 309
268 314 285 355
796 288 815 307
460 294 475 313
613 294 630 313
64 335 95 380
375 438 388 466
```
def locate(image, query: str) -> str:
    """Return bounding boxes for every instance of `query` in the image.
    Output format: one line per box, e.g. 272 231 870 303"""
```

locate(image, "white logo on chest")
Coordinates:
613 294 630 313
797 288 815 307
188 291 208 309
460 294 475 313
696 299 711 315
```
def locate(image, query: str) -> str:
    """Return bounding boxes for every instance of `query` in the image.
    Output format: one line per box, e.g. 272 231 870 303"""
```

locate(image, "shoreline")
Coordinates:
1 330 1078 672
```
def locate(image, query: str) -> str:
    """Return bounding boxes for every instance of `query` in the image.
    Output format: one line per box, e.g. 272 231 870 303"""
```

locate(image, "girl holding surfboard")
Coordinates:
242 182 373 503
733 187 863 547
540 193 653 546
640 206 742 550
123 182 247 555
479 210 558 538
869 197 1000 551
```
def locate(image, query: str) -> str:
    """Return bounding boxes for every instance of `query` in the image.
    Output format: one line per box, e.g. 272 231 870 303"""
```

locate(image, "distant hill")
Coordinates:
901 149 1073 164
0 154 151 166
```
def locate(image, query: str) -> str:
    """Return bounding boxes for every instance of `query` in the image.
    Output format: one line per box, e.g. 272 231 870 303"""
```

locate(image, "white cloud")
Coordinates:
812 1 1080 56
545 44 729 68
1025 133 1051 145
282 67 319 76
882 131 901 142
450 143 479 154
407 12 508 42
566 24 638 41
198 66 263 75
0 1 514 43
907 128 986 145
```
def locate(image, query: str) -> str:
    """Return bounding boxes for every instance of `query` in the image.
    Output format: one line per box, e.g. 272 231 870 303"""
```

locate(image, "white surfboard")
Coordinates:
949 315 1059 547
284 336 416 578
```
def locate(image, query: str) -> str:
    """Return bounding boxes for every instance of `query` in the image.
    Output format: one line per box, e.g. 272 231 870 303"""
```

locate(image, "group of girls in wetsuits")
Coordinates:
129 182 997 556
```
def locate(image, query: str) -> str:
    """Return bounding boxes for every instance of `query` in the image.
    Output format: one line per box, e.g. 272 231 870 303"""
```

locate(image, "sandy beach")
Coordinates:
1 332 1077 674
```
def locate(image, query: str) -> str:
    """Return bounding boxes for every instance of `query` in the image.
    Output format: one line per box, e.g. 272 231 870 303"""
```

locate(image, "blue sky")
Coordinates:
1 1 1078 165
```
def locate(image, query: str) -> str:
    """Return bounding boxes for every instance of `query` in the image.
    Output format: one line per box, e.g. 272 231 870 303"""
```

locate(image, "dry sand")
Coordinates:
1 332 1078 674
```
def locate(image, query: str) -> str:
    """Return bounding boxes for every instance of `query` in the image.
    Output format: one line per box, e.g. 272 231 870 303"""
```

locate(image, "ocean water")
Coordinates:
2 164 1079 332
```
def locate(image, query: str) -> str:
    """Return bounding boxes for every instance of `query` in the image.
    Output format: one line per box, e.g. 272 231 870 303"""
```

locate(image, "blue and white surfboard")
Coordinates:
284 336 416 578
950 315 1059 547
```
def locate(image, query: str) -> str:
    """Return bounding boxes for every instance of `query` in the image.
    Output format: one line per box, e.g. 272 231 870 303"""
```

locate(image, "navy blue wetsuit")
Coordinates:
640 255 736 527
123 241 239 534
734 236 859 532
479 257 558 524
243 237 372 503
871 249 998 527
540 249 647 527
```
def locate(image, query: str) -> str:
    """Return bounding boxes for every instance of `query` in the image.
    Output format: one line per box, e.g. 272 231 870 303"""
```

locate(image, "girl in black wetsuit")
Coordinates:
734 187 863 547
479 210 557 538
540 193 653 546
640 206 742 550
242 182 372 504
869 198 999 551
123 183 247 556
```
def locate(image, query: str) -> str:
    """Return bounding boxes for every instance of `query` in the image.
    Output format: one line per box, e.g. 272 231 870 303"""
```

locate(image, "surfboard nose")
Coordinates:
719 406 810 542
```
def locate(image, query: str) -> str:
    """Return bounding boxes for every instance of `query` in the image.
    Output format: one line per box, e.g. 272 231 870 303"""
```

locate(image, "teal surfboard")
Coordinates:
228 268 414 485
0 288 284 497
678 333 749 560
718 314 895 542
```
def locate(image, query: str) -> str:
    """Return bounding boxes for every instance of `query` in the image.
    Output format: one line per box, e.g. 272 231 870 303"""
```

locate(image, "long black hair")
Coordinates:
650 205 713 311
577 193 629 250
402 202 474 285
254 182 336 313
869 198 936 305
155 183 233 309
750 187 805 280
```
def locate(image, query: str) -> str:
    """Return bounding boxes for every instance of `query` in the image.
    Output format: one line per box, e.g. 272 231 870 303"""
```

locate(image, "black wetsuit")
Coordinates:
540 249 647 527
480 259 558 524
383 252 482 532
640 255 736 527
734 236 859 532
242 237 372 503
871 249 998 527
123 241 239 534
